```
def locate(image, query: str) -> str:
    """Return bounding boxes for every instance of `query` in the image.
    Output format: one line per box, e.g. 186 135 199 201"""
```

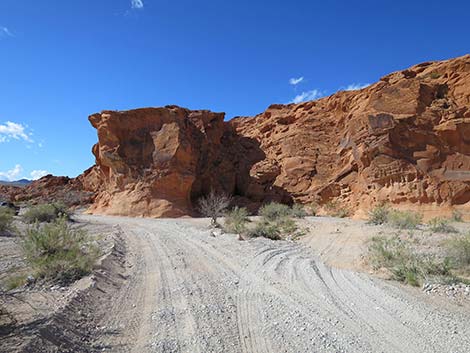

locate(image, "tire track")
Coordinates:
79 215 470 353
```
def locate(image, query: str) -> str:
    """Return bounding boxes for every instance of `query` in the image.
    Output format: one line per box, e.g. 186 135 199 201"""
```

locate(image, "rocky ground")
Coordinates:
1 215 469 353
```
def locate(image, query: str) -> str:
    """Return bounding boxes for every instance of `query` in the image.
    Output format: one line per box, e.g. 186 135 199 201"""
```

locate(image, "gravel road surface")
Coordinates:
79 215 470 353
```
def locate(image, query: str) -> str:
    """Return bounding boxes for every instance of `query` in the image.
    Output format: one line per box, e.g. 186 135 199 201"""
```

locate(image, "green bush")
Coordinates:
387 210 422 229
22 217 99 284
368 236 409 269
247 220 281 240
258 202 292 221
368 204 390 225
224 207 249 234
23 203 71 223
0 207 15 233
446 233 470 268
428 217 458 234
291 204 307 218
250 202 305 240
4 274 28 291
451 210 463 222
368 235 453 286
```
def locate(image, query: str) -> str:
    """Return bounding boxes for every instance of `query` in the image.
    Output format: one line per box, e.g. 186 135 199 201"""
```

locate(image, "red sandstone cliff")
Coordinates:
84 55 470 217
231 55 470 217
8 55 469 217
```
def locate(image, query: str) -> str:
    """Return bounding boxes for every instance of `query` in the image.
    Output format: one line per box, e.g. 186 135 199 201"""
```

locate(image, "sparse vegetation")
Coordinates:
291 204 307 218
368 204 390 225
0 207 15 234
248 220 281 240
386 210 422 230
324 201 350 218
368 235 453 286
224 207 249 234
198 191 232 226
23 203 71 224
451 210 463 222
258 202 292 221
22 217 99 284
428 217 458 234
248 202 305 240
307 202 318 216
445 233 470 270
4 274 28 291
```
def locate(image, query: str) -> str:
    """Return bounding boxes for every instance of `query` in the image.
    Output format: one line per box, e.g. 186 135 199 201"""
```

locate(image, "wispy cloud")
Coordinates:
290 89 324 104
0 164 23 181
343 83 370 91
131 0 144 9
289 77 304 86
0 121 33 143
30 170 49 180
0 26 13 38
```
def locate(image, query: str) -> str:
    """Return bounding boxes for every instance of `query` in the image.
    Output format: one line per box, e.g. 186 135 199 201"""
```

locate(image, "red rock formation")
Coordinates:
87 107 239 216
5 175 94 207
84 55 470 217
232 55 470 216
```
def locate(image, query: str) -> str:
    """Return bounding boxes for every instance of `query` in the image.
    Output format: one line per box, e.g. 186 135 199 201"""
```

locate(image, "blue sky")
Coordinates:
0 0 469 179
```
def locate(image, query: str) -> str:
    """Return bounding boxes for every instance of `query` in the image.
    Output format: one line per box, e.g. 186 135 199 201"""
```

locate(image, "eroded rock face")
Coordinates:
4 174 94 206
87 107 249 216
232 55 470 216
85 55 470 217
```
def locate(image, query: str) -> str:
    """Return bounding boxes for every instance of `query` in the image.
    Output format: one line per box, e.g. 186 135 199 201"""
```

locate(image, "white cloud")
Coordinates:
343 83 370 91
0 164 23 181
0 121 33 143
290 89 324 104
0 27 13 38
30 170 49 180
289 77 304 86
131 0 144 9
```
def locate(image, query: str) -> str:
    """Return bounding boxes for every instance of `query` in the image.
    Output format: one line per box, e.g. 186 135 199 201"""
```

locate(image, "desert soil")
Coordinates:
77 216 470 352
2 215 470 353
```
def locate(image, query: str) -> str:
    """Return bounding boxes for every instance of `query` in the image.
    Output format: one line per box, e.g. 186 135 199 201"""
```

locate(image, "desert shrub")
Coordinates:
23 203 71 224
446 233 470 269
307 202 318 216
324 201 350 218
224 207 249 234
368 235 453 286
0 207 15 233
368 204 390 225
22 217 99 284
387 210 422 230
291 204 307 218
250 202 305 240
336 208 350 218
428 217 458 234
247 220 281 240
451 210 463 222
4 274 28 291
368 236 409 269
198 191 232 226
258 202 292 221
51 202 71 219
259 213 300 240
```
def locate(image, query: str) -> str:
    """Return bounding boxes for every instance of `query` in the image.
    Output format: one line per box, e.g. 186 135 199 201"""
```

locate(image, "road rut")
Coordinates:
80 215 470 353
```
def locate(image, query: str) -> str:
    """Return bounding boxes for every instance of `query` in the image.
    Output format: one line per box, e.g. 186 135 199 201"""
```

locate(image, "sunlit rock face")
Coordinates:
85 55 470 217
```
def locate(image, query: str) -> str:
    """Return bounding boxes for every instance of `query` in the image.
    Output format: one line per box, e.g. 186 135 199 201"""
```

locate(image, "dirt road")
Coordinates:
77 215 470 353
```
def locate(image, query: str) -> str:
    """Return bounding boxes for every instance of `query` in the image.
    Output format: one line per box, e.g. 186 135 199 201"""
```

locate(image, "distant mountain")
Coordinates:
0 179 32 187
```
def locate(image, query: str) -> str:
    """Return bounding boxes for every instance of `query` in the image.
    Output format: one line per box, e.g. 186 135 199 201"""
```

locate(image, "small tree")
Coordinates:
198 191 232 226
